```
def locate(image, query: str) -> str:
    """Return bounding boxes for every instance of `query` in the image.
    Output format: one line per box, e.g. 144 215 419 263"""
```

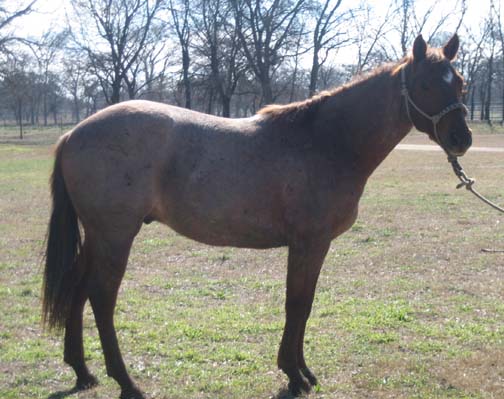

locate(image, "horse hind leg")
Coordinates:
63 248 98 389
85 228 144 399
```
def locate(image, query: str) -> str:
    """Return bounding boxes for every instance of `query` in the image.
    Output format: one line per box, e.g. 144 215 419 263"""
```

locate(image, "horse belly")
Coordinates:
168 217 287 249
153 165 287 249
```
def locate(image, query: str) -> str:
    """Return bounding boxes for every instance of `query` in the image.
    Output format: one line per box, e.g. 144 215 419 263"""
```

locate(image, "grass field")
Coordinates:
0 124 503 399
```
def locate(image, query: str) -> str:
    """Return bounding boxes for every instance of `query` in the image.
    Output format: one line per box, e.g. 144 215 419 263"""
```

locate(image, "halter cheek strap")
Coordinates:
400 66 468 152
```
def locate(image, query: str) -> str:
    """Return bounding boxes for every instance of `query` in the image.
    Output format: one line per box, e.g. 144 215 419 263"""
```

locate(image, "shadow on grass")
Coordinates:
46 386 80 399
273 387 300 399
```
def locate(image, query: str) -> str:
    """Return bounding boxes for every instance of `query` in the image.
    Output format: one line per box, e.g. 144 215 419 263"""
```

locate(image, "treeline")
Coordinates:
1 0 504 138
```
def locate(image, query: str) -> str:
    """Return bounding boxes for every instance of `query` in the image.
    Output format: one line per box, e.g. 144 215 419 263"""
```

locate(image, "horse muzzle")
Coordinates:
445 128 472 157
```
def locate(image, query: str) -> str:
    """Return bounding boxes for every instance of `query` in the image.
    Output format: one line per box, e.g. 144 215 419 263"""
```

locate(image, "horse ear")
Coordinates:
443 34 459 61
412 34 427 62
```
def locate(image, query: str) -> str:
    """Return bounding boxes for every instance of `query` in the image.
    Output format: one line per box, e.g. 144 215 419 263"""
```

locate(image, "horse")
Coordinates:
42 34 471 398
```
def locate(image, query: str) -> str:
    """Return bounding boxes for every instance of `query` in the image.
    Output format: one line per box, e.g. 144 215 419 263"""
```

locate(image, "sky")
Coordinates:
10 0 496 65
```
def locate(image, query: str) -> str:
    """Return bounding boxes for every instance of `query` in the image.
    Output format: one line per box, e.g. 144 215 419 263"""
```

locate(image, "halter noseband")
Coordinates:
400 66 468 154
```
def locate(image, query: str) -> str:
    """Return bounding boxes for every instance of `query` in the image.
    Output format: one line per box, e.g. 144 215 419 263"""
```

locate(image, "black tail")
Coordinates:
42 135 83 330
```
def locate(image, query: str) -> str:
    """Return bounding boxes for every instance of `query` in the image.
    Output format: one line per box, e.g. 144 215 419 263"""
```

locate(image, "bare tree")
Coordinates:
232 0 306 105
168 0 192 109
63 51 88 123
70 0 163 104
491 0 504 123
0 0 36 55
0 54 33 138
122 21 171 99
457 22 488 120
483 17 496 123
308 0 355 95
28 29 68 125
393 0 466 58
192 0 246 116
141 40 175 101
353 2 395 73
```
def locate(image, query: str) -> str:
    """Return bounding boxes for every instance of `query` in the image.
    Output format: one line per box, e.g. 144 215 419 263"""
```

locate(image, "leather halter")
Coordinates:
400 66 468 153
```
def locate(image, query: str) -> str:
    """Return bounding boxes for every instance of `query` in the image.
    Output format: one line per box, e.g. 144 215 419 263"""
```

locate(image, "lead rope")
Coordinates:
400 66 504 252
447 156 504 214
448 156 504 253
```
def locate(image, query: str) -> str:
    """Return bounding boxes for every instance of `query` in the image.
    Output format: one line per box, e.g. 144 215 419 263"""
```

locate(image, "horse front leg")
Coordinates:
297 284 320 387
277 239 330 396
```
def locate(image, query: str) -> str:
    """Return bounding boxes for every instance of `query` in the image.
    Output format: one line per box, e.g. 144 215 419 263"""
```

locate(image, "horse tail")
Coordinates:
42 134 82 330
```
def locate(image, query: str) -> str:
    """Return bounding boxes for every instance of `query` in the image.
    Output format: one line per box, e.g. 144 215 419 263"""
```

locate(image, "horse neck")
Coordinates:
317 65 412 177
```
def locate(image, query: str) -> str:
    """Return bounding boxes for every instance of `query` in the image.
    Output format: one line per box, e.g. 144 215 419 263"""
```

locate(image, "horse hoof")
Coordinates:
288 377 311 397
75 373 99 390
120 386 145 399
300 367 318 386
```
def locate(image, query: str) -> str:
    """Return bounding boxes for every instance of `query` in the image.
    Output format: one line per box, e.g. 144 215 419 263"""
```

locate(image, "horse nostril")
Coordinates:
450 131 461 145
465 132 472 147
450 130 472 149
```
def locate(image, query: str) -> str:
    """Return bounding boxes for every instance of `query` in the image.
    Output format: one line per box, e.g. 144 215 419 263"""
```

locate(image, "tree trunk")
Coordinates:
479 83 486 121
110 80 121 104
470 86 475 121
484 53 493 124
309 50 320 97
222 95 231 118
501 86 504 125
73 94 80 123
261 79 273 105
182 48 191 109
206 88 214 115
18 101 23 140
127 84 136 100
43 94 48 126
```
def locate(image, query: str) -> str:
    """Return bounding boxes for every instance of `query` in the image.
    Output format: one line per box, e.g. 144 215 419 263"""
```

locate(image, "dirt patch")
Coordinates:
436 348 504 397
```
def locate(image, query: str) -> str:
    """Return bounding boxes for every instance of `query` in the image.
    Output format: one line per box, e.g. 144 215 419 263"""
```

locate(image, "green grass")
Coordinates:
0 126 504 398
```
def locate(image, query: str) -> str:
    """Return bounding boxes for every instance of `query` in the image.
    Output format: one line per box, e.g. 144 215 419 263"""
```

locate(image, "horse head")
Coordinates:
402 34 472 157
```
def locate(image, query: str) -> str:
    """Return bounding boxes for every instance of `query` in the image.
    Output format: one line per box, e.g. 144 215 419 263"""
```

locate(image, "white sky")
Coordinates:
11 0 495 64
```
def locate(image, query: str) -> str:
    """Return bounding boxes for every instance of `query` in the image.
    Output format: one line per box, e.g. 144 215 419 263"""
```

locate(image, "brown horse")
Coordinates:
43 34 471 398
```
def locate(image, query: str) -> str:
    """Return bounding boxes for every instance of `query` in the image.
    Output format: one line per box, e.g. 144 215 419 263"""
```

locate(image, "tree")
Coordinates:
491 0 504 123
232 0 306 105
168 0 192 109
28 29 68 125
483 17 496 123
70 0 163 104
308 0 354 96
63 53 86 123
352 2 395 73
458 23 488 120
0 54 33 138
192 0 246 116
0 0 36 56
122 21 171 100
393 0 467 58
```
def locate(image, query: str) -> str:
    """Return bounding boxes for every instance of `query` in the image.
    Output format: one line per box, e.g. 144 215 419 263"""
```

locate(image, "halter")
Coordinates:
400 66 468 154
400 65 504 217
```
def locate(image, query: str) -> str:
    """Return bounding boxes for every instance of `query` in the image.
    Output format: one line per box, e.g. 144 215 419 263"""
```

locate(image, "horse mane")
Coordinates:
257 88 341 124
257 53 443 125
257 63 403 124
